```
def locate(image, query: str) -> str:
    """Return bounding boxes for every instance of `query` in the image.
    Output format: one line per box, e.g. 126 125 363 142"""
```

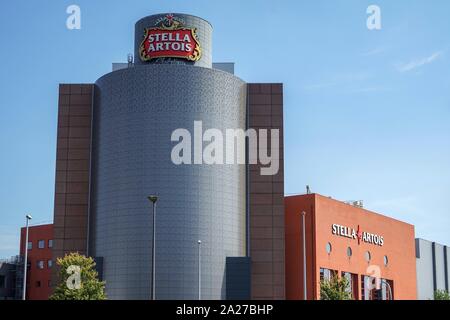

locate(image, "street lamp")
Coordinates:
23 214 32 300
147 195 158 300
300 211 307 300
198 240 202 300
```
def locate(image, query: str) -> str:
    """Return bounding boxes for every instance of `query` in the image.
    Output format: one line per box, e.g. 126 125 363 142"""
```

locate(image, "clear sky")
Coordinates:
0 0 449 258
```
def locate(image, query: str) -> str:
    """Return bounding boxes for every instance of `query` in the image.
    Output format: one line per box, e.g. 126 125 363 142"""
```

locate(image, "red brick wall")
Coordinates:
248 83 285 299
20 224 53 300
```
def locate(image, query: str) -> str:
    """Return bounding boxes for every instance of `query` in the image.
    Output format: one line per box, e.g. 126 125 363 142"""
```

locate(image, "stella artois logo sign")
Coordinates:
332 224 384 246
139 14 202 62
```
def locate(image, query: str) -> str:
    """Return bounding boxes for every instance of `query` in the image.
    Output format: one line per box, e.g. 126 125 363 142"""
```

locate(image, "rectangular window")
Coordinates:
37 260 44 269
27 242 32 250
361 276 366 300
330 269 337 279
48 260 53 268
38 240 45 249
342 272 352 294
319 268 326 281
381 279 394 300
341 272 357 299
0 275 5 288
36 281 41 288
48 239 53 248
48 280 52 287
361 275 377 300
320 268 337 282
352 274 359 299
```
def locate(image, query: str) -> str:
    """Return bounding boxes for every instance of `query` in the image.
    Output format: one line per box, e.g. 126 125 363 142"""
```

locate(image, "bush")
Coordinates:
50 252 106 300
434 290 450 300
320 275 353 300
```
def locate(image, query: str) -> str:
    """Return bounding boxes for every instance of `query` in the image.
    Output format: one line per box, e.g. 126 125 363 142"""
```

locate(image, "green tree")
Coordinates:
320 275 353 300
50 252 106 300
434 289 450 300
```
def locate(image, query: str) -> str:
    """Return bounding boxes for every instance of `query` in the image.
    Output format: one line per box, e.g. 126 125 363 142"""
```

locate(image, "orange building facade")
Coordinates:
20 224 53 300
285 194 417 300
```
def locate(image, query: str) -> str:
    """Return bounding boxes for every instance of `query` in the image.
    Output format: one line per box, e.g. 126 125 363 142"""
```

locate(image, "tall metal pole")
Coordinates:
198 240 202 300
22 214 32 300
148 196 158 300
301 211 307 300
152 201 156 300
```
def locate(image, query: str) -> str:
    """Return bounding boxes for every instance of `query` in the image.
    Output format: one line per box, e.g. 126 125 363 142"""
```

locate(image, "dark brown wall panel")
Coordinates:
52 84 93 285
248 83 285 300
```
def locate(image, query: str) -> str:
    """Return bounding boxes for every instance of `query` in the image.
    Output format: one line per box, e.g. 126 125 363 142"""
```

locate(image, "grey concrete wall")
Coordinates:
416 239 434 300
416 239 450 300
91 64 247 300
435 243 446 291
213 63 234 75
447 246 450 291
135 13 212 68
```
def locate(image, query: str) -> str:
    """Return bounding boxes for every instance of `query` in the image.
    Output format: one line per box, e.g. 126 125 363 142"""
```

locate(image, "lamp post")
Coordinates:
300 211 307 300
198 240 202 300
22 214 32 300
148 195 158 300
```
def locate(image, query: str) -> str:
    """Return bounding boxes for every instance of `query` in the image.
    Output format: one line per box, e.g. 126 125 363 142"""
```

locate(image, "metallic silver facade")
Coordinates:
90 64 247 299
135 13 213 68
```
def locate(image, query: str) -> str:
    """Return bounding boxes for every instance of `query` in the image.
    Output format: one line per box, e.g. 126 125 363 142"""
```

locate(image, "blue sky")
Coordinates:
0 0 449 258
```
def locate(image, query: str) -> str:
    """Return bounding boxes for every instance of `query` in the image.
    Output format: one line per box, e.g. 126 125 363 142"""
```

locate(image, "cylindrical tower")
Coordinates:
89 14 247 299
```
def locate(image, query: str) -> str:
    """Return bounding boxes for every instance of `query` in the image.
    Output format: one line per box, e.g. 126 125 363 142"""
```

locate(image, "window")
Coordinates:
320 268 326 281
361 275 371 300
347 247 352 257
38 240 45 249
48 280 52 287
320 268 337 282
383 255 389 266
361 275 367 300
365 251 371 262
363 277 393 300
361 275 379 300
37 260 44 269
341 272 356 299
326 242 332 254
27 242 32 250
36 281 41 288
48 239 53 248
382 279 394 300
48 260 53 268
0 275 5 288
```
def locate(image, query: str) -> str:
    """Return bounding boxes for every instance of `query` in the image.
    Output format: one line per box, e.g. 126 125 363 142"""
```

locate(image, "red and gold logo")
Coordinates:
139 14 201 62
